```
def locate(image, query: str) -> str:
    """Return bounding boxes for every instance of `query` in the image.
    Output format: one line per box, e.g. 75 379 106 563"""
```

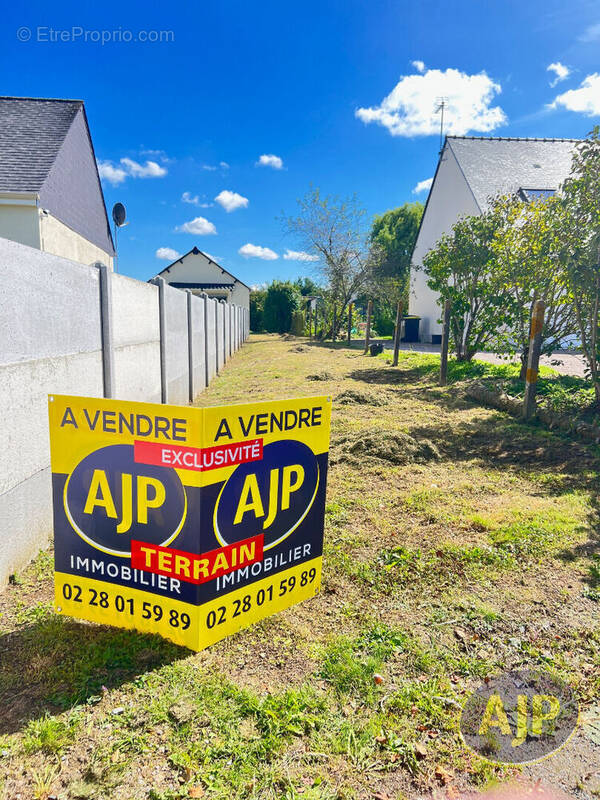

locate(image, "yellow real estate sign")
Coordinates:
48 394 331 650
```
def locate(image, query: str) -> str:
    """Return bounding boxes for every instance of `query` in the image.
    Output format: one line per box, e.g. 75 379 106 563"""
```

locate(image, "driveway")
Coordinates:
363 340 588 378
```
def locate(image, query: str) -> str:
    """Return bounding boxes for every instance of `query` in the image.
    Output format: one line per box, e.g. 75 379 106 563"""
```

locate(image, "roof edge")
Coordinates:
154 247 251 290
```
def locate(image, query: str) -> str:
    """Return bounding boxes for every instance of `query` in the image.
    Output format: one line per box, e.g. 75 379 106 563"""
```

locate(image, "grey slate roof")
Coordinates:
447 136 580 211
0 97 81 192
0 97 114 256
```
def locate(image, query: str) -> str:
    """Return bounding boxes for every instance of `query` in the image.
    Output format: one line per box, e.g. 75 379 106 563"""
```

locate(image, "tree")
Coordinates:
558 128 600 407
492 194 578 378
283 188 380 338
263 281 301 334
370 202 423 293
249 289 266 332
293 276 322 296
423 209 516 361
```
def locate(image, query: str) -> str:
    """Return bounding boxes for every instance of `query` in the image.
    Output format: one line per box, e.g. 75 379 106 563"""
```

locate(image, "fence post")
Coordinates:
439 299 452 386
96 262 115 399
150 276 168 404
363 300 373 354
392 301 403 367
347 302 353 344
186 291 195 402
523 300 546 419
332 304 336 343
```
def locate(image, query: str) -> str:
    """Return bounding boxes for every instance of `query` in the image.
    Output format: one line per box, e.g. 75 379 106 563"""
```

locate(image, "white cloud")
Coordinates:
283 249 319 262
257 154 283 169
215 190 249 212
202 161 229 171
156 247 181 261
182 192 213 208
413 177 433 194
551 73 600 116
547 61 570 87
97 160 128 186
412 60 425 73
98 157 168 185
176 217 217 235
355 66 506 137
120 158 167 178
579 22 600 42
239 243 278 260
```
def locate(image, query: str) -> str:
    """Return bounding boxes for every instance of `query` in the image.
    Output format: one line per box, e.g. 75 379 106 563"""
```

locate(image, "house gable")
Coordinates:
39 106 115 256
409 141 480 339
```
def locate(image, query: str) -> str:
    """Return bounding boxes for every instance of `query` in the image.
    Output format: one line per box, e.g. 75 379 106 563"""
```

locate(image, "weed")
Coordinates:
23 712 80 755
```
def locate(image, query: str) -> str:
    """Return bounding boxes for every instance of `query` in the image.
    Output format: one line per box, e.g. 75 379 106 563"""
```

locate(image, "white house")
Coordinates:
410 136 579 343
153 247 250 311
0 96 115 267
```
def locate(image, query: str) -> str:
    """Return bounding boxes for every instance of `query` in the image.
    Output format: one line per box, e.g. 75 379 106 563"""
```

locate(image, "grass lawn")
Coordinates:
1 334 599 800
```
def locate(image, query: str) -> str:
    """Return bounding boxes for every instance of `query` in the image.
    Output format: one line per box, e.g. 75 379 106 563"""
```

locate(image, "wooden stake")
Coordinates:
347 302 353 343
523 299 546 419
363 300 373 354
392 301 403 366
439 299 451 386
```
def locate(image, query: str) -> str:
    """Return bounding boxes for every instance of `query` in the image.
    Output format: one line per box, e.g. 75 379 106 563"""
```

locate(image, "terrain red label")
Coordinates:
131 535 264 585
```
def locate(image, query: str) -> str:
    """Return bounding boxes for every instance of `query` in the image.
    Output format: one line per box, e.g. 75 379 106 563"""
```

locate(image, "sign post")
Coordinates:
49 394 331 651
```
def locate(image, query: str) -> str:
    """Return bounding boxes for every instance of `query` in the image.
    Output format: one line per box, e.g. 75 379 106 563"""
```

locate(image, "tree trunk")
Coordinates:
519 346 529 381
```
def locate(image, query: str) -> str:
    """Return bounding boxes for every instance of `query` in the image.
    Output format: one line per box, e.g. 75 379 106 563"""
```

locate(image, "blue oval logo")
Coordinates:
214 440 319 551
64 444 187 557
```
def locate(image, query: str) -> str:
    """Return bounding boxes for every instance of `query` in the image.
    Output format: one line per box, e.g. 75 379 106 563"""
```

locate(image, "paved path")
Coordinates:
357 340 588 378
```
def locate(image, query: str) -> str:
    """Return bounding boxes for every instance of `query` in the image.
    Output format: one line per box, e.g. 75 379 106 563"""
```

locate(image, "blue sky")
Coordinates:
2 0 600 284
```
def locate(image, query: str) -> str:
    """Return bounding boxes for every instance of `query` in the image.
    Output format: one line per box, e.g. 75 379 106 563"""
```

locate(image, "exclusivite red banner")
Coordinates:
134 438 263 472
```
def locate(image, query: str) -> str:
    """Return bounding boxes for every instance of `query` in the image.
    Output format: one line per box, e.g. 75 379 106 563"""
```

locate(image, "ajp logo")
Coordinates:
460 669 579 764
214 440 319 551
64 444 187 557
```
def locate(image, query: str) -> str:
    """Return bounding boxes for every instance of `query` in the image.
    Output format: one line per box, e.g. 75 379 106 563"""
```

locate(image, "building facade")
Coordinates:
0 96 115 267
410 136 578 342
154 247 251 311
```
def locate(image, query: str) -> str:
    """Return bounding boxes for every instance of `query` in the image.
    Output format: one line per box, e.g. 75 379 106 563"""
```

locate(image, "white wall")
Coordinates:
0 203 41 250
0 201 114 269
40 212 114 269
0 238 249 586
410 145 480 341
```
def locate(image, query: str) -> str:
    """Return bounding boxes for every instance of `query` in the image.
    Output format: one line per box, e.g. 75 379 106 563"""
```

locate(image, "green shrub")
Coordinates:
290 310 305 336
263 281 301 333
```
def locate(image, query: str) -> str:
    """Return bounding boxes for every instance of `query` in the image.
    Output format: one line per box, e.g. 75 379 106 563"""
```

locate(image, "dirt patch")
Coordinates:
335 388 388 406
331 429 441 466
306 370 334 381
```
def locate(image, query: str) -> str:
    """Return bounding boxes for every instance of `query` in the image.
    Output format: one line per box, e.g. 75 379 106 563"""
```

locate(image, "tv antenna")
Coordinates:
435 97 447 154
111 202 129 273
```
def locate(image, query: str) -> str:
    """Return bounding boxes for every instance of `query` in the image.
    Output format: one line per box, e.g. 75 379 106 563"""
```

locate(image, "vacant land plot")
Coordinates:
1 334 599 800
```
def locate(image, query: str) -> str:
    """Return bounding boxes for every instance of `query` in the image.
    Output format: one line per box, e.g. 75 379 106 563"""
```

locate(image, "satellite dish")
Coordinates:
112 202 126 227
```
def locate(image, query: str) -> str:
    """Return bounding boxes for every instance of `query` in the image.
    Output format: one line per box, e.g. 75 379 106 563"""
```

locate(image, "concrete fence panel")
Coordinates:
216 301 225 372
188 292 207 400
205 296 217 384
0 239 104 583
161 280 189 405
112 273 162 403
